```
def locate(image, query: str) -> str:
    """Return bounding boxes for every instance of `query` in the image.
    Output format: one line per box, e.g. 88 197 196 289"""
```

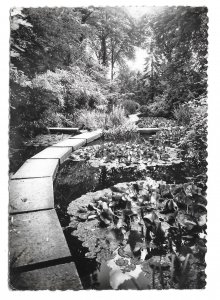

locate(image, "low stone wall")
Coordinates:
9 129 102 290
137 127 161 134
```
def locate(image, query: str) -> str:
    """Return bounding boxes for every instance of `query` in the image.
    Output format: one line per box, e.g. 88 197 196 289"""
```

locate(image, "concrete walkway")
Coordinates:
9 129 102 290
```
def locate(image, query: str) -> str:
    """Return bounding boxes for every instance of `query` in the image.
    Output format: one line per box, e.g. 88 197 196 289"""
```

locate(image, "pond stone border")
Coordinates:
9 126 159 290
9 129 102 290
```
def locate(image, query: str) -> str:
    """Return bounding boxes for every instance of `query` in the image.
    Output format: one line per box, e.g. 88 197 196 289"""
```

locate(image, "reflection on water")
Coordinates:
92 252 151 290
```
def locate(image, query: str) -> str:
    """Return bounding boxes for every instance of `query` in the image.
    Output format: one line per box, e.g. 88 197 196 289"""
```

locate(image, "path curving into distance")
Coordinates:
9 129 102 290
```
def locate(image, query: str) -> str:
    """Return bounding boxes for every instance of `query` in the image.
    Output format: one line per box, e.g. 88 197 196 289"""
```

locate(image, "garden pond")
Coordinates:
9 133 72 174
53 133 207 290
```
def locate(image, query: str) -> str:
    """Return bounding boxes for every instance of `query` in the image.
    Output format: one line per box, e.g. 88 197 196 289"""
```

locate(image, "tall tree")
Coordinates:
82 7 138 80
140 6 208 105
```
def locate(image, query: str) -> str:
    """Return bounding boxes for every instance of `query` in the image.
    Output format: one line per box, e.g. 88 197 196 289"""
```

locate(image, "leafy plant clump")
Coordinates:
147 98 172 118
153 98 207 183
103 123 138 142
70 140 182 171
137 117 177 128
173 104 193 125
67 178 207 289
122 99 140 115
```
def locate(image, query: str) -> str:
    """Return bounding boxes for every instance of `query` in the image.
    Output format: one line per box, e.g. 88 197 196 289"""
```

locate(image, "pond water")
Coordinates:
54 136 206 290
9 133 72 173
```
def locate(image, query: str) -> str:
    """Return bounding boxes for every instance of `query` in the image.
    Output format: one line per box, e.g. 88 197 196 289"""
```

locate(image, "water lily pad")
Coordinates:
115 258 129 267
121 263 136 273
66 177 206 287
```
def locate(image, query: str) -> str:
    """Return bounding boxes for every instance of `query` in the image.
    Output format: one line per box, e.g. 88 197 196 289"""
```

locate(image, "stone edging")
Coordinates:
9 129 102 290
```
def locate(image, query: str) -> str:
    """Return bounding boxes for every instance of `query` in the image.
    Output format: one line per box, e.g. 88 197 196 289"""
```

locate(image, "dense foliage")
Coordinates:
10 7 138 139
139 7 208 111
66 178 206 289
10 6 208 137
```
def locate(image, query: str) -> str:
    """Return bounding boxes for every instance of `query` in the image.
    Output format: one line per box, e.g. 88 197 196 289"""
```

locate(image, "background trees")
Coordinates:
80 7 138 80
10 6 208 139
139 6 208 112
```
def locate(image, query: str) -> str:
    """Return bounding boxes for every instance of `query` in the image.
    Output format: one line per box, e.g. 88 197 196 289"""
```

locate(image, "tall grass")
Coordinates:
108 105 127 128
77 109 107 129
104 122 139 142
77 105 139 141
77 105 128 130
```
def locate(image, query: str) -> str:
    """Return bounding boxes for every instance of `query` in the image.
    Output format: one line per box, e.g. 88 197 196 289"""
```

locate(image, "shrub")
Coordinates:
139 97 171 118
139 105 150 116
173 104 192 125
122 99 140 115
32 66 107 112
10 82 58 137
147 98 171 117
156 97 207 181
43 111 76 127
179 98 207 172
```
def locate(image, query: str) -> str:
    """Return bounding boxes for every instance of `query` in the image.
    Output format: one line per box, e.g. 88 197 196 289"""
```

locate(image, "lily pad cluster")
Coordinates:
70 141 183 171
67 177 206 289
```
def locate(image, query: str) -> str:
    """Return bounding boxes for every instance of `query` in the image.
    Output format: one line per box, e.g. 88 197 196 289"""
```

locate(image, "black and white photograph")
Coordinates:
5 0 215 293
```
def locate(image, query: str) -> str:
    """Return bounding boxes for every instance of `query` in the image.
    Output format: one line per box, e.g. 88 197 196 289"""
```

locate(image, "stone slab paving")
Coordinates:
31 146 72 164
70 129 102 143
10 262 82 290
9 210 72 269
9 177 54 214
53 138 86 150
11 158 59 180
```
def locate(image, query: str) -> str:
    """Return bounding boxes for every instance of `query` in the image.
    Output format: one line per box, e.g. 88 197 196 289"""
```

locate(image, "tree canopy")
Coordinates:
10 6 208 138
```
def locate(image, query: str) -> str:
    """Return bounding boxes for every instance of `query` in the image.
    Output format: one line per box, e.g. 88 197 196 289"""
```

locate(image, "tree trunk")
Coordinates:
111 47 114 81
101 36 107 66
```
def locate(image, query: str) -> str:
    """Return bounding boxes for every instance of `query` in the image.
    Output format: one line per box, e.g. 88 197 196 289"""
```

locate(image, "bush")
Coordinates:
179 98 207 171
139 98 171 118
32 66 107 112
122 99 140 115
139 105 150 116
10 64 108 139
43 111 76 128
147 98 171 117
10 82 58 137
173 104 192 125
